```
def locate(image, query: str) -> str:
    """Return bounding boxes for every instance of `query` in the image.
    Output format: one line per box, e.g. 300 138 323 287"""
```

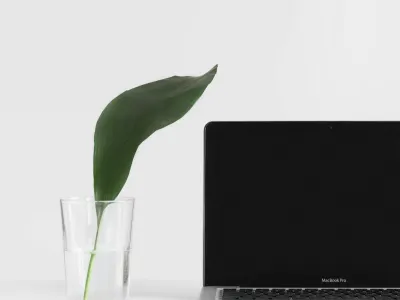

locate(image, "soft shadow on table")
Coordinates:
0 280 218 300
130 280 217 300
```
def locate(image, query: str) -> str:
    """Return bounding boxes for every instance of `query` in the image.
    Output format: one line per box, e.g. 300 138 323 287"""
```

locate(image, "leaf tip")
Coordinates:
201 64 218 83
209 64 218 75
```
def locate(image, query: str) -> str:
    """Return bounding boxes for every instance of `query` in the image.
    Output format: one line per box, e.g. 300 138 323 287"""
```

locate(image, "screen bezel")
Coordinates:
203 121 400 288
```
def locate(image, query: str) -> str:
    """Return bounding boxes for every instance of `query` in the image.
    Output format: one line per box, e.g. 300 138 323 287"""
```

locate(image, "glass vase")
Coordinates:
60 197 135 300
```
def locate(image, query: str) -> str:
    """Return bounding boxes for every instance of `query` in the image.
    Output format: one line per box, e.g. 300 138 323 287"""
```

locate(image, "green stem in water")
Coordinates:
83 206 105 300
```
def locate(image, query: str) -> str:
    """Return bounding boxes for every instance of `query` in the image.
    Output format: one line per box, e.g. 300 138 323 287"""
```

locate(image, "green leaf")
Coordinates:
93 65 218 200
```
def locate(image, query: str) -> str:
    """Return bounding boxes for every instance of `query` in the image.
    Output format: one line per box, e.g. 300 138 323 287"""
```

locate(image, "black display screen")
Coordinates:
204 122 400 288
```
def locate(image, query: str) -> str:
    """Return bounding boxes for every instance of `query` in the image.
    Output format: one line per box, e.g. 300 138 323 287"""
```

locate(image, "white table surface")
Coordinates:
0 280 218 300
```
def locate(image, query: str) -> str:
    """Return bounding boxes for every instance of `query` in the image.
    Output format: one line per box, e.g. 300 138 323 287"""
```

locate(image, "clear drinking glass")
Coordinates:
60 197 135 300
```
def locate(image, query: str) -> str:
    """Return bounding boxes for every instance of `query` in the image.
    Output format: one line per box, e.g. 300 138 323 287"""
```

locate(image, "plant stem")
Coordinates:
83 211 103 300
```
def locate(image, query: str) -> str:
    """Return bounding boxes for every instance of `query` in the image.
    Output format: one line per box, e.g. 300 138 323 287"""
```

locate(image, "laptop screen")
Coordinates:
204 122 400 288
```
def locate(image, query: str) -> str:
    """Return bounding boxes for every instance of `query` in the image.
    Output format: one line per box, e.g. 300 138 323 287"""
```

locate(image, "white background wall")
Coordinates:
0 0 398 282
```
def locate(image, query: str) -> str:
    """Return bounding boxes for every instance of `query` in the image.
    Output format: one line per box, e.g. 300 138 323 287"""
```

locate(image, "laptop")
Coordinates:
203 121 400 300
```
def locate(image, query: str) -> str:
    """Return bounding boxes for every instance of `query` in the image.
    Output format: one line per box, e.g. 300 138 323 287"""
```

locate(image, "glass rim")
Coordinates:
60 196 135 204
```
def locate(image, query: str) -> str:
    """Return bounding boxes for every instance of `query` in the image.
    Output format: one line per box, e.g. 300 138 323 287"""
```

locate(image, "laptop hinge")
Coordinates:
236 287 256 291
